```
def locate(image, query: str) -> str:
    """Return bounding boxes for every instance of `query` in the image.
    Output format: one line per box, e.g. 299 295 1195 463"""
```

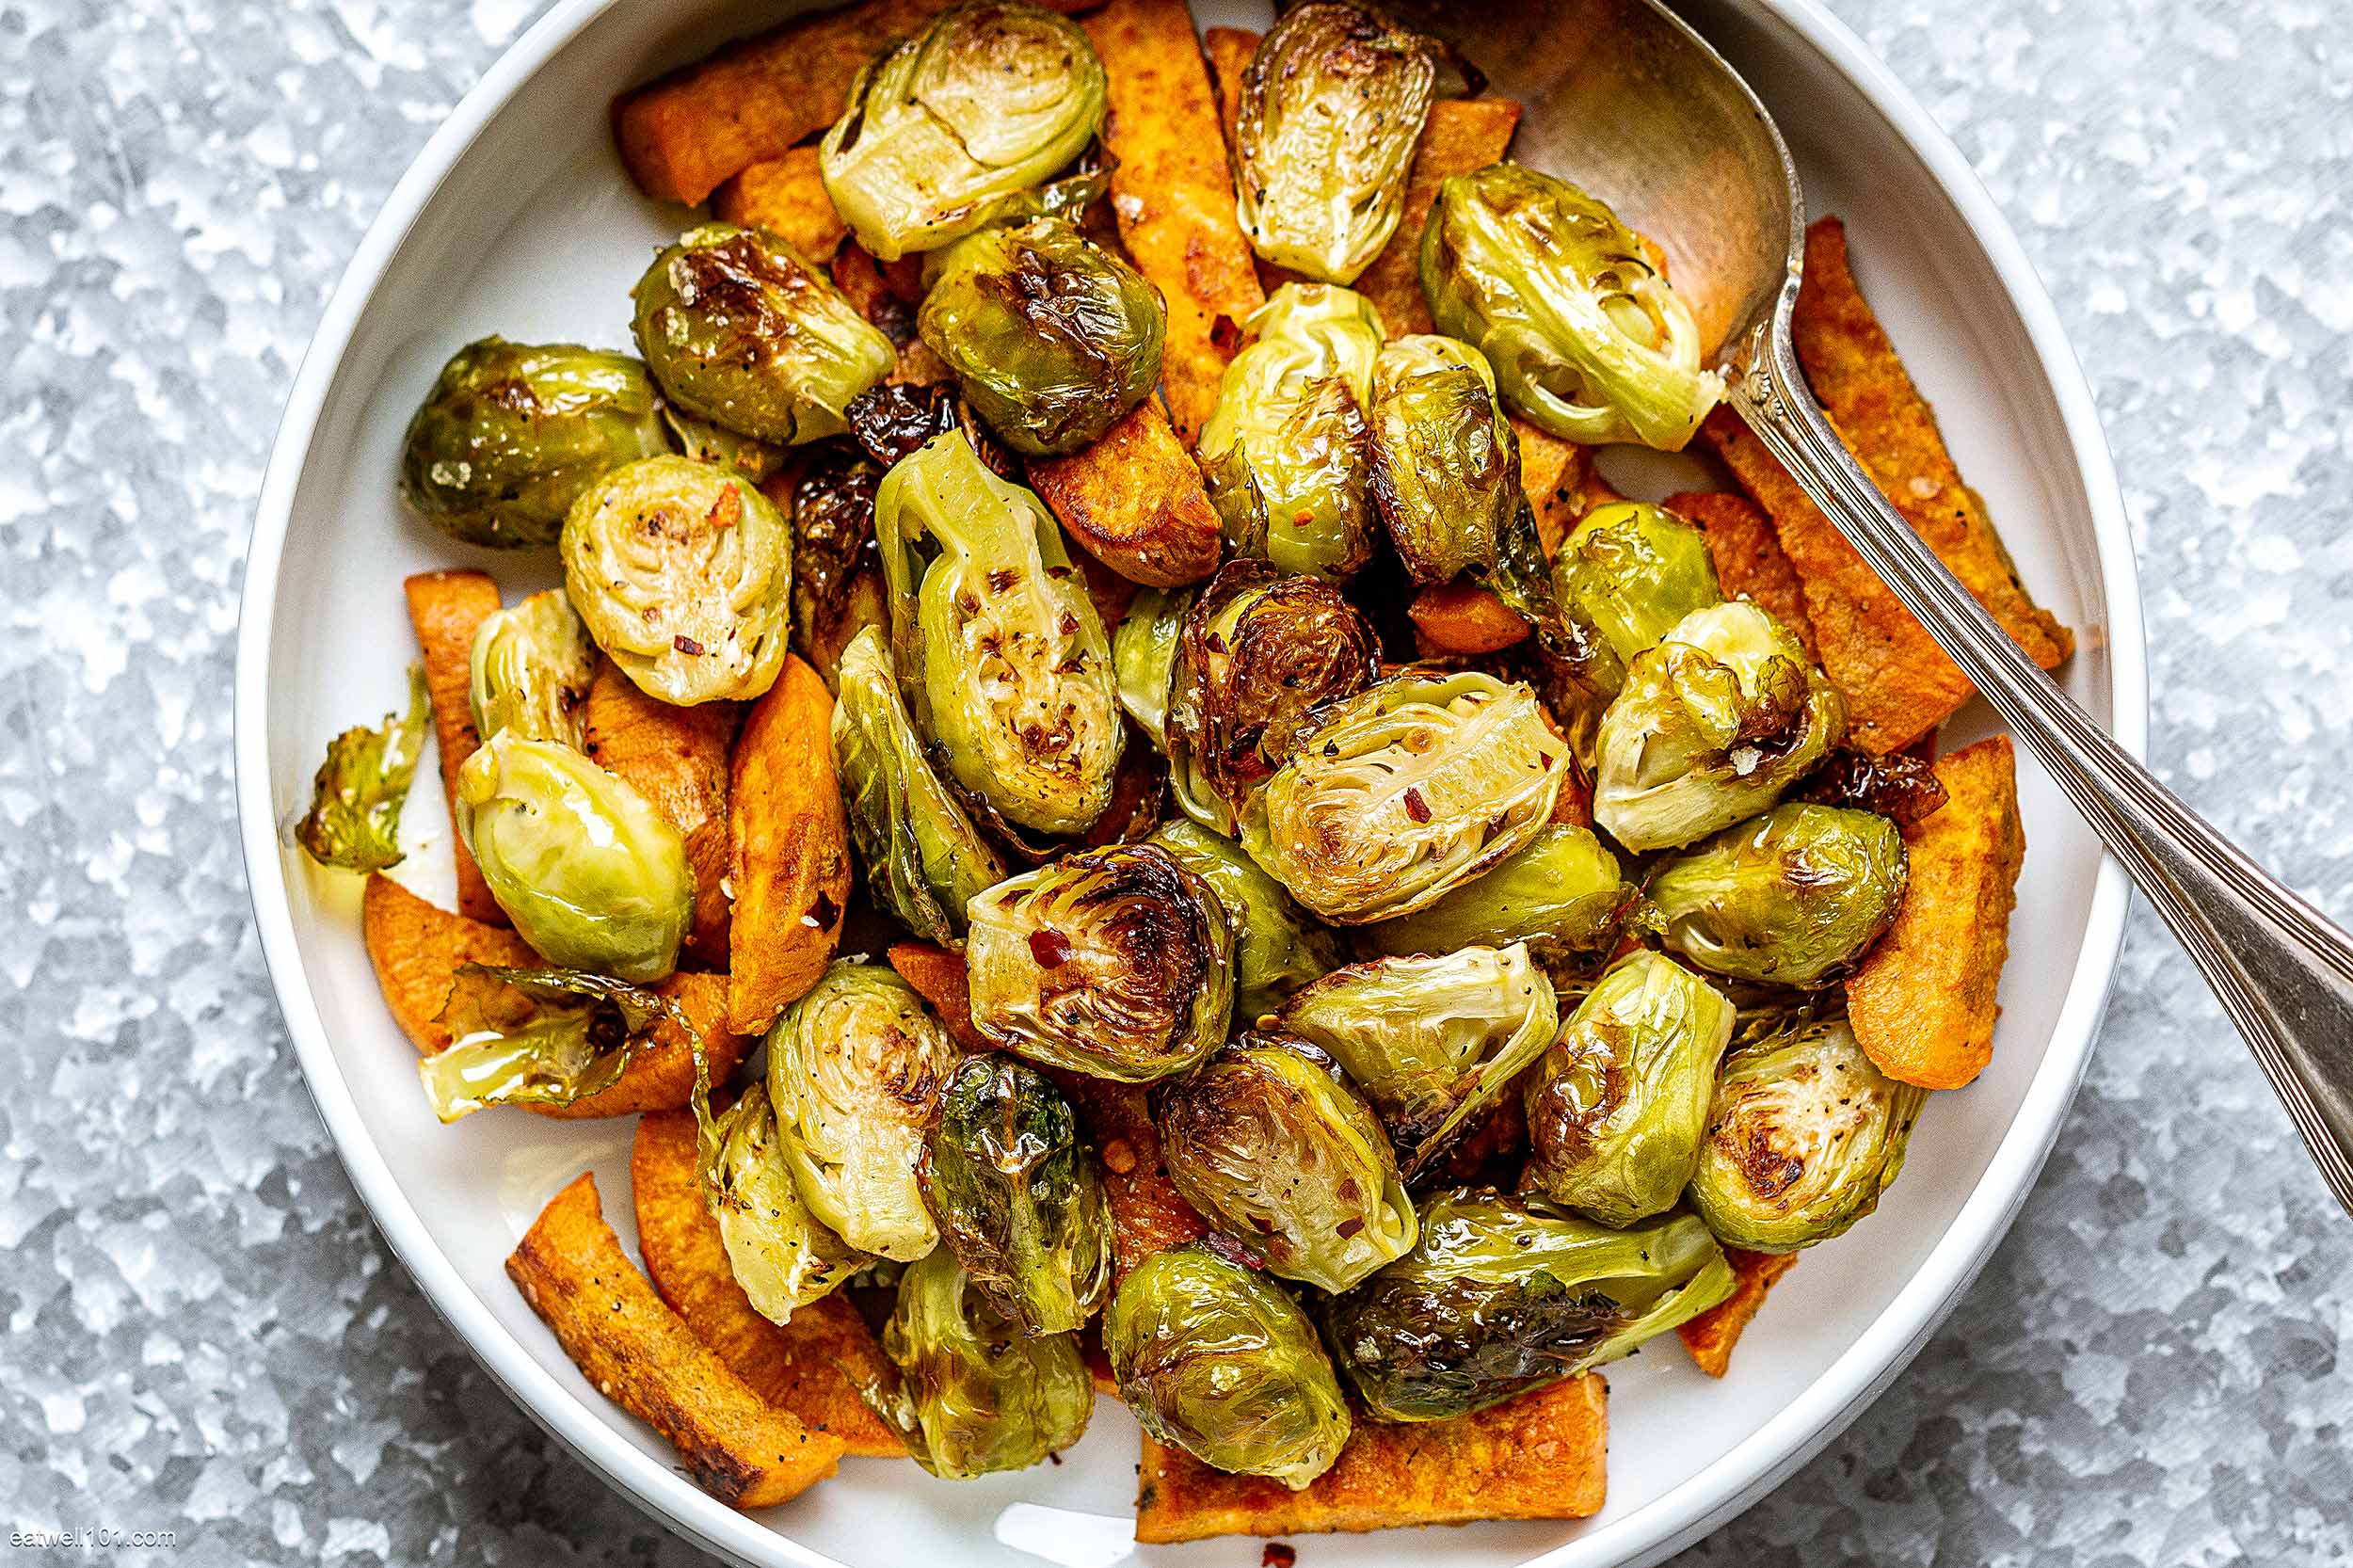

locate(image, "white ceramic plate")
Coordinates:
236 2 2146 1563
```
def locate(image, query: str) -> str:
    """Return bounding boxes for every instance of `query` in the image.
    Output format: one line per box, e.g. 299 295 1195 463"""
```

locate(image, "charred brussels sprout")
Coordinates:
1232 3 1437 283
1688 1007 1927 1251
1146 819 1343 1020
560 455 794 706
1646 804 1908 987
918 218 1166 456
1165 559 1382 833
699 1080 872 1324
920 1054 1113 1335
1592 601 1843 853
1197 284 1385 584
398 338 670 549
296 664 428 874
660 403 786 483
819 0 1109 261
1522 952 1737 1227
874 431 1122 837
419 963 685 1122
1419 164 1721 450
1241 669 1568 925
631 223 893 445
455 733 693 984
1157 1034 1417 1291
964 843 1234 1081
1279 943 1558 1180
1106 1243 1351 1490
1322 1192 1734 1422
1367 335 1519 585
467 589 596 749
832 628 1006 948
768 962 962 1261
1112 585 1193 751
1361 822 1629 963
1553 502 1724 700
867 1248 1094 1479
787 446 887 692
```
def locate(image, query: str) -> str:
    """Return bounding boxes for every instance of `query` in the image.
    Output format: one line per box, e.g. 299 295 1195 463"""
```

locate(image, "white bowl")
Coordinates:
235 2 2146 1563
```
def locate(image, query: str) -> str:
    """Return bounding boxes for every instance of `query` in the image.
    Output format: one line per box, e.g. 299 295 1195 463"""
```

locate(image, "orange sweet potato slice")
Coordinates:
1669 488 1817 661
727 655 853 1033
884 940 990 1052
1677 1247 1800 1377
1029 401 1223 587
403 569 504 924
711 147 848 261
582 661 741 969
1055 1076 1209 1277
1410 579 1529 658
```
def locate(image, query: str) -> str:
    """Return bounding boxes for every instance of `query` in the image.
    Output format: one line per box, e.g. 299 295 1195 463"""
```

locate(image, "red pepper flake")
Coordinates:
707 483 742 531
1336 1217 1364 1239
1209 313 1242 355
1263 1546 1297 1568
1029 928 1074 968
1291 509 1316 528
988 567 1020 594
673 634 705 655
1058 611 1080 636
1401 786 1431 824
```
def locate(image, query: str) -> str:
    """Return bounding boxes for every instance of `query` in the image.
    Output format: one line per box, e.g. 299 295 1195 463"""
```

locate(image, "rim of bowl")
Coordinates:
232 0 2147 1563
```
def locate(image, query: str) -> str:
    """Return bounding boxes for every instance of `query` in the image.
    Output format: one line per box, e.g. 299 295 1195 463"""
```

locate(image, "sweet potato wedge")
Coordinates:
1028 401 1223 587
1410 579 1529 658
1134 1374 1609 1543
1055 1076 1209 1276
1355 99 1520 335
507 1173 844 1508
632 1110 903 1455
403 569 504 924
1677 1247 1799 1378
1846 735 2025 1089
1668 488 1817 661
884 940 989 1052
728 655 853 1033
711 148 848 262
1518 419 1590 555
583 661 742 969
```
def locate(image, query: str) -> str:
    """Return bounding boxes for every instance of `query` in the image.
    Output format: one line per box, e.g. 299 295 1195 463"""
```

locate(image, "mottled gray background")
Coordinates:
4 0 2349 1562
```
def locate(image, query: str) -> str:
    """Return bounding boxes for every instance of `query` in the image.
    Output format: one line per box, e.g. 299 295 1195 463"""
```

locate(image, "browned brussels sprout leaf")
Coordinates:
1798 745 1949 827
419 962 687 1123
296 664 430 874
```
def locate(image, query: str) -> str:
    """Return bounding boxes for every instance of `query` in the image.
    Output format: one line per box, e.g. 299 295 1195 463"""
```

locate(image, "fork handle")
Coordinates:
1724 301 2353 1217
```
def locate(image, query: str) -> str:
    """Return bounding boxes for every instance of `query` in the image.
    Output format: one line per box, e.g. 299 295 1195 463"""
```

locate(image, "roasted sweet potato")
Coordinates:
632 1110 903 1456
1518 419 1590 555
507 1173 844 1508
1846 735 2025 1089
711 147 848 261
884 940 988 1052
582 661 741 969
1134 1374 1609 1543
403 569 504 924
728 655 853 1033
1677 1247 1800 1378
831 242 917 345
1410 579 1529 658
1055 1076 1208 1276
1669 488 1817 661
1028 401 1223 587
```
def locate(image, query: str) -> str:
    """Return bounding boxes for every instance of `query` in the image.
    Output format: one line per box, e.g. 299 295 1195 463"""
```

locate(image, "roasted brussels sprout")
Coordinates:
631 223 893 445
1106 1243 1351 1490
920 1054 1113 1335
467 589 597 749
1146 819 1343 1020
398 338 670 549
1646 804 1909 987
454 732 693 983
787 446 887 692
295 664 428 874
964 843 1234 1081
1241 668 1568 925
1360 822 1630 963
1322 1191 1734 1422
819 0 1109 261
1197 284 1385 584
660 402 786 483
1367 335 1519 585
831 628 1006 948
1591 601 1844 853
1232 3 1437 283
846 379 1015 474
699 1080 872 1325
1419 163 1721 450
1521 951 1737 1227
560 454 794 706
918 218 1166 456
417 962 686 1122
1279 943 1559 1180
1164 559 1382 833
768 962 962 1261
873 431 1122 837
1553 502 1724 700
1112 585 1193 751
1688 1007 1928 1251
866 1248 1095 1479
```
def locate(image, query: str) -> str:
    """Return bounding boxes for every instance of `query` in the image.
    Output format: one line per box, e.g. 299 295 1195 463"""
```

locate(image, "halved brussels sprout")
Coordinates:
1591 600 1844 853
631 223 894 445
1553 502 1723 700
661 403 787 483
1278 943 1559 1180
1419 163 1721 450
1146 819 1343 1020
418 962 685 1122
455 732 693 984
698 1080 872 1325
920 1053 1113 1335
964 843 1234 1081
1321 1191 1734 1422
1241 668 1568 924
398 338 671 549
1164 559 1383 833
1196 283 1385 584
874 431 1122 837
1521 951 1737 1227
1156 1033 1418 1291
1359 822 1630 963
296 664 428 874
1105 1243 1351 1491
865 1248 1095 1479
918 218 1166 456
819 0 1109 261
768 962 963 1261
1367 335 1519 585
788 446 887 692
1689 1003 1927 1251
1232 3 1437 283
1112 585 1194 751
467 589 597 749
1646 804 1908 987
560 454 794 706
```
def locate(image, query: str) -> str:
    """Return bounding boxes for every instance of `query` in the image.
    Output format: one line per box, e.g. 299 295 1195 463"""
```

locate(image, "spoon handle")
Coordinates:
1725 304 2353 1216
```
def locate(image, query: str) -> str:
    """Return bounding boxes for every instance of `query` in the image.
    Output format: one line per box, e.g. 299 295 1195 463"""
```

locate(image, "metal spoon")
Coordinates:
1395 0 2353 1212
